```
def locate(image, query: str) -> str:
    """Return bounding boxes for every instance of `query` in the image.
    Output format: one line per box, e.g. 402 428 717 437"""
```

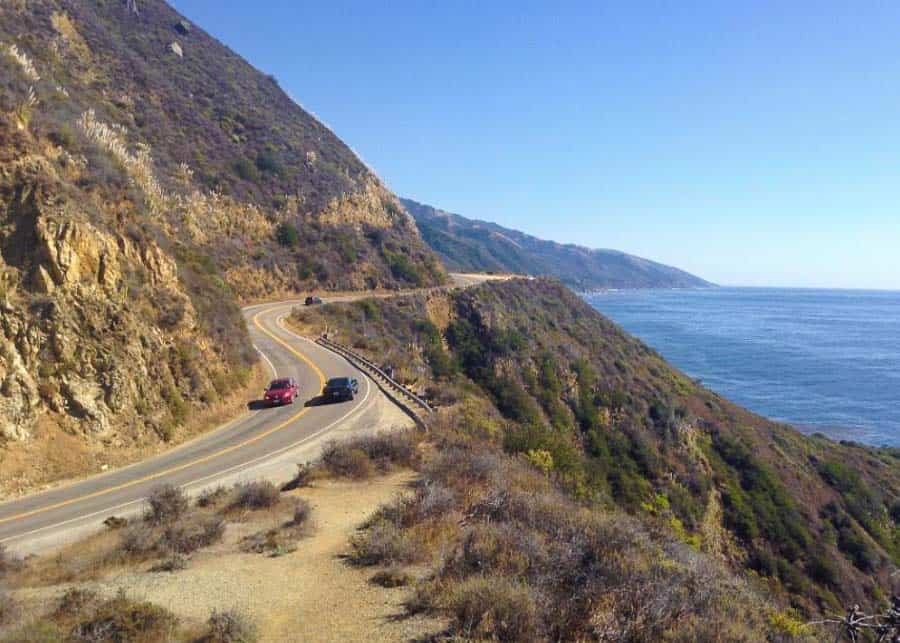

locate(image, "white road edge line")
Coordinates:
253 343 278 377
0 311 375 547
0 372 373 546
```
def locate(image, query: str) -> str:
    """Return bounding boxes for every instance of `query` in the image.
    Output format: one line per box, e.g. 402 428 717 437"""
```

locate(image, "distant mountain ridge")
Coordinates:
402 198 713 290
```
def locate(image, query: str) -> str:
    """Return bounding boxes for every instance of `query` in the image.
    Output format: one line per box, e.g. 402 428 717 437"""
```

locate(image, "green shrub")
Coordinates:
713 435 810 563
254 150 282 175
232 157 259 181
276 222 299 247
384 250 423 285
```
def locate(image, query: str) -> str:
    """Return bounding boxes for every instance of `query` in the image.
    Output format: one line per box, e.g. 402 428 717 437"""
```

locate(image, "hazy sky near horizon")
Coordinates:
171 1 900 289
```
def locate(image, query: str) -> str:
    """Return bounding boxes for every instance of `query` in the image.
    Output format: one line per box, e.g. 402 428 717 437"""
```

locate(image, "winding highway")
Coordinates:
0 300 382 554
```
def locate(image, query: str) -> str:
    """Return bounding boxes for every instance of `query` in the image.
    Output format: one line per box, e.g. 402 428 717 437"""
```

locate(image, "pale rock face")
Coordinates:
33 265 55 294
0 337 40 441
35 218 122 292
0 201 203 441
318 179 418 232
61 376 109 435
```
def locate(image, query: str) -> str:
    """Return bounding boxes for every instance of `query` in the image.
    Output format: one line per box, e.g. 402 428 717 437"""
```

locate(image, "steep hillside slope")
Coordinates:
403 197 711 290
0 0 443 491
293 279 899 616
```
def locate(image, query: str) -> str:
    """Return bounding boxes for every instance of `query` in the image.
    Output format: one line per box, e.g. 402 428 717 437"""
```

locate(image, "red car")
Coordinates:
264 377 299 406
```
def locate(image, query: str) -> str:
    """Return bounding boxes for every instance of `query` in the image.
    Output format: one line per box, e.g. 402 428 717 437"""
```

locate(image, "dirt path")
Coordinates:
17 473 441 642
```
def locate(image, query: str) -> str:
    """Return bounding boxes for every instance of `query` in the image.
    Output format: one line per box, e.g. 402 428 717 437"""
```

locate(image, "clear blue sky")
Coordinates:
171 1 900 289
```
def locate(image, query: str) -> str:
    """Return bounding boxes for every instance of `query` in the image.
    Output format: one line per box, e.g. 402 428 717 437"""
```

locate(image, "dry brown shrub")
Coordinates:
444 575 540 642
370 566 413 588
321 444 374 480
203 609 258 643
229 481 280 511
161 515 224 554
144 484 188 525
69 591 177 642
349 519 425 566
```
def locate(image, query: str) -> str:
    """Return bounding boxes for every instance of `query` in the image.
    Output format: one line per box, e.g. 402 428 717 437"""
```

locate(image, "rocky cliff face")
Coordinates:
0 129 246 451
0 0 444 488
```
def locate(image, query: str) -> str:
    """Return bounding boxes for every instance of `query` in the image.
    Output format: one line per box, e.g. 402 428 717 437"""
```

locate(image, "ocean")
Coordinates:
584 287 900 447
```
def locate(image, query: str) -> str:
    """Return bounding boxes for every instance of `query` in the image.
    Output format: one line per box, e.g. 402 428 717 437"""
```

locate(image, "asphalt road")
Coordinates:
0 301 375 553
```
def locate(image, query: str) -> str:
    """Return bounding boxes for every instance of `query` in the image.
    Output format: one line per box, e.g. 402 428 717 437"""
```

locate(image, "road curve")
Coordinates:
0 301 378 553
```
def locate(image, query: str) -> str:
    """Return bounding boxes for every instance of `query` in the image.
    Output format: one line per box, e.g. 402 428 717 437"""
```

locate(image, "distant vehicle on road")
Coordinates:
264 377 299 405
305 295 323 306
322 376 358 402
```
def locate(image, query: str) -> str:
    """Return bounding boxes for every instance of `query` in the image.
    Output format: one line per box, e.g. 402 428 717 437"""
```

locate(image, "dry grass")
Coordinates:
239 498 313 556
0 546 23 579
4 478 305 589
6 529 122 587
0 589 17 626
201 609 258 643
346 426 824 642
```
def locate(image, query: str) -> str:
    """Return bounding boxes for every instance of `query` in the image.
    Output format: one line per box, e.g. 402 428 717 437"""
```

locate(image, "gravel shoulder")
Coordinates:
14 472 442 642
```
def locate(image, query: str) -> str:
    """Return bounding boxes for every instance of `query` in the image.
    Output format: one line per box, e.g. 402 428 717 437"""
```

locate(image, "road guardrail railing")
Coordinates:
315 335 433 429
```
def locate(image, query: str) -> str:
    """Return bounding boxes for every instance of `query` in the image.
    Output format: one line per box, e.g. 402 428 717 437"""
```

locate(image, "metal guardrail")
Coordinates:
315 336 433 428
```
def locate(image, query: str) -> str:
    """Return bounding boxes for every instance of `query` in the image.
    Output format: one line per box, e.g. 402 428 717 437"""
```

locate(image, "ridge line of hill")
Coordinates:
402 196 713 290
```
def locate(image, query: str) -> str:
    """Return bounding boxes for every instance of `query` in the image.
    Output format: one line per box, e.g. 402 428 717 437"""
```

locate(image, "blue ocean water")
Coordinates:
585 288 900 447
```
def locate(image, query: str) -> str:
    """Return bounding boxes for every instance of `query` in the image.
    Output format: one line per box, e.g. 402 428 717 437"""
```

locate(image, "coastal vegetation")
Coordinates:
293 278 900 624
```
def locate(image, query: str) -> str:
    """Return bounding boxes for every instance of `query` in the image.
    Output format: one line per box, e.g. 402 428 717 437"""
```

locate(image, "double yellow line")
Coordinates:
0 307 325 527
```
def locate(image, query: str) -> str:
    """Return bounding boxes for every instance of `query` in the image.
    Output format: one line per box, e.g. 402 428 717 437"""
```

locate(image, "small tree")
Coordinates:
276 222 299 247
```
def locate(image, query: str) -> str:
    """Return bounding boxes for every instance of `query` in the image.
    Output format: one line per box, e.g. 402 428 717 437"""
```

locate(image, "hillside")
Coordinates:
402 197 712 290
293 278 900 623
0 0 443 489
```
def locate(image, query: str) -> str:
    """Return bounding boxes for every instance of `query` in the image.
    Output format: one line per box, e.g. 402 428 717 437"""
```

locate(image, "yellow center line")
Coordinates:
0 306 325 526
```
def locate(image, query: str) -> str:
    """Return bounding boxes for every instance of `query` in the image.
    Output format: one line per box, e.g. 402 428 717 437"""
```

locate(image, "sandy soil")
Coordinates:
15 473 442 642
447 272 521 287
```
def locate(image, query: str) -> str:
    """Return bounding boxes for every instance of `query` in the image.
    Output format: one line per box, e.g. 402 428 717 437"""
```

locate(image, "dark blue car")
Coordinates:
323 376 359 401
